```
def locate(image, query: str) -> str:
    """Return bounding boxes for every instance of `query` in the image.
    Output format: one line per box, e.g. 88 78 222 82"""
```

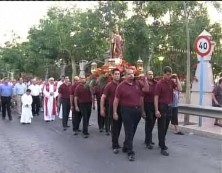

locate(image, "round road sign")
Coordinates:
194 36 211 57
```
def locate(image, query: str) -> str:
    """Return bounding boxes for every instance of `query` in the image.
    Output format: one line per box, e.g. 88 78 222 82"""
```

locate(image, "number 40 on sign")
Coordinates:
194 36 211 57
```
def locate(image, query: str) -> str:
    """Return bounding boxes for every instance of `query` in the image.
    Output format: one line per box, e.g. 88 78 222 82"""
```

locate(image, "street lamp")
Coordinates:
158 56 165 75
136 56 144 72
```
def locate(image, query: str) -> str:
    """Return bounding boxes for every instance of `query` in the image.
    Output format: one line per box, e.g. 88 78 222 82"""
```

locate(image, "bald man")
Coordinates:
70 76 82 135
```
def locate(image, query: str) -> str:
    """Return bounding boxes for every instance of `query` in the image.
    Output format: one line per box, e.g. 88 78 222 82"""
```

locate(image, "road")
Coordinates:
0 110 221 173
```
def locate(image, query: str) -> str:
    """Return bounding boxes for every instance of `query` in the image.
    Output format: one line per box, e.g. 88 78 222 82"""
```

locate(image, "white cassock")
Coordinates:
20 94 33 124
43 83 58 121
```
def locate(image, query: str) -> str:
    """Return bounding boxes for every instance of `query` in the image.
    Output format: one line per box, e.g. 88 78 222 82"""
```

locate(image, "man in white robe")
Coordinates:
43 77 58 122
20 89 33 124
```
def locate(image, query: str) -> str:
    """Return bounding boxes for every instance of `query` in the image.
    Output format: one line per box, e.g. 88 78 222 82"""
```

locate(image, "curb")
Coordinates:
170 125 222 140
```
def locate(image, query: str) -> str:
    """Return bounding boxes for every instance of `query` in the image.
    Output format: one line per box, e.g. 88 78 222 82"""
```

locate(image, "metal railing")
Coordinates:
178 103 222 127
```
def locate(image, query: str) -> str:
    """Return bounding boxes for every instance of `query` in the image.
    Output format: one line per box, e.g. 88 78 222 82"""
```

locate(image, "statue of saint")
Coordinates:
111 30 124 59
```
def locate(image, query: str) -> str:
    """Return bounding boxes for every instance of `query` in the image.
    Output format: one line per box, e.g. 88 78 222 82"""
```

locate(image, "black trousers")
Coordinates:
79 103 92 134
109 105 122 149
97 100 105 130
32 95 40 115
121 106 141 155
61 98 70 128
72 108 82 131
1 96 12 119
144 102 156 145
158 104 172 150
104 102 111 133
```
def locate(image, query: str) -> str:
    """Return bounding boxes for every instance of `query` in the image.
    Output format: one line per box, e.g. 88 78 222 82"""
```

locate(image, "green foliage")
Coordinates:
0 1 221 80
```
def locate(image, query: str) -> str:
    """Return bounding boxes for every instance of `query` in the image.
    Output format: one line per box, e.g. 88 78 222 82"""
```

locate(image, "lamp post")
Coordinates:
137 56 144 74
158 56 165 75
183 1 191 125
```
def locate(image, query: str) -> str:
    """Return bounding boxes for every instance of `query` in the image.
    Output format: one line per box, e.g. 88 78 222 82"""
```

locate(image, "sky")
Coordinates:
0 1 221 47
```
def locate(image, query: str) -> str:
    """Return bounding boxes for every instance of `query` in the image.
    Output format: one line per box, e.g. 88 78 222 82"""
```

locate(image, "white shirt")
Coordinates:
28 84 41 96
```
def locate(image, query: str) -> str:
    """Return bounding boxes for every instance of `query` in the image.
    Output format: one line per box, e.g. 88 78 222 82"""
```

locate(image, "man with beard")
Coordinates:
74 76 94 138
101 68 122 154
113 68 145 161
154 66 182 156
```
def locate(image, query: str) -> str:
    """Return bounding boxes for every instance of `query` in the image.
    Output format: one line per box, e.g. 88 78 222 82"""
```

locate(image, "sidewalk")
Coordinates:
175 114 222 140
176 93 222 140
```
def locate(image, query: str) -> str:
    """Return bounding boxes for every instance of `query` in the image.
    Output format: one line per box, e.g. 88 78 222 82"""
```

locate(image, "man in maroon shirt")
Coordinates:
94 83 105 132
101 68 121 154
74 76 94 138
143 70 157 149
154 66 182 156
113 68 145 161
58 76 71 131
70 76 81 135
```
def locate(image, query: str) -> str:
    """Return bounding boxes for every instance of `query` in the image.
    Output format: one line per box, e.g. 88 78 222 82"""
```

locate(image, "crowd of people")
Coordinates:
0 66 189 161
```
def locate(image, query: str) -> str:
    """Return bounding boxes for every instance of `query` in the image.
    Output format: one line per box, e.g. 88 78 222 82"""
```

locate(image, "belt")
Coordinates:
17 94 23 96
122 105 141 109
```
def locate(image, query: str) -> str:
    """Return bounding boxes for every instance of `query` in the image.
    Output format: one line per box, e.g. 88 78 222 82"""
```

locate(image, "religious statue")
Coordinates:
111 29 124 59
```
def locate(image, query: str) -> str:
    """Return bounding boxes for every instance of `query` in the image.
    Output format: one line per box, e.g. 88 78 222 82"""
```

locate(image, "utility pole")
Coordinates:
183 1 191 125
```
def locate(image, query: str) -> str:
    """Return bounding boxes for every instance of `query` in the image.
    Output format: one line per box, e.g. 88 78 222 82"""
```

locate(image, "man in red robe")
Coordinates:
43 77 58 122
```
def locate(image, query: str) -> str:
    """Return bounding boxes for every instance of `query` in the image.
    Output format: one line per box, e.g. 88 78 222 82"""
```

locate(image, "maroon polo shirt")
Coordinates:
154 78 176 104
58 83 71 99
74 84 92 104
103 81 119 105
70 82 80 95
144 80 157 103
94 85 102 101
115 80 143 107
70 82 80 107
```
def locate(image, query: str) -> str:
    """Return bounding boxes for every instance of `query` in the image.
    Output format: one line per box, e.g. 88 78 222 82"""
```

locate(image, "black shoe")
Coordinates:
175 131 184 135
106 132 110 136
99 129 103 133
161 149 169 156
9 117 12 121
122 148 128 153
146 144 153 150
128 154 135 161
151 142 155 145
63 128 67 131
18 116 21 119
73 131 78 135
113 148 119 154
77 129 81 132
45 120 50 122
66 125 70 128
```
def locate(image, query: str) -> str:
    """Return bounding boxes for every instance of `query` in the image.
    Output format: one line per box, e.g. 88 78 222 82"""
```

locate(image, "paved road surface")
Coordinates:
0 110 221 173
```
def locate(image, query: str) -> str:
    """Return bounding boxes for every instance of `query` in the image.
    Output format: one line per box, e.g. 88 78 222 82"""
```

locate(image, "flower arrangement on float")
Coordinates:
87 57 144 88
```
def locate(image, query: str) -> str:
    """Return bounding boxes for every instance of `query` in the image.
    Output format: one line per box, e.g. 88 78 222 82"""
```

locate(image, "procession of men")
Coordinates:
0 65 188 162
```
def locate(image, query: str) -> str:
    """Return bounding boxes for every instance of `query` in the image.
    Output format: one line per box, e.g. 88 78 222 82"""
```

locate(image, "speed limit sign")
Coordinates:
194 36 211 57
